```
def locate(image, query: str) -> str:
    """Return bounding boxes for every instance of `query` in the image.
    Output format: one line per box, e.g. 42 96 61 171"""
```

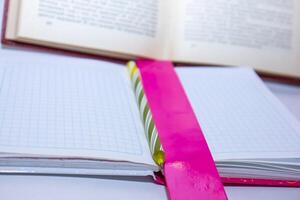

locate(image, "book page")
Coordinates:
176 67 300 161
0 56 155 166
10 0 171 59
172 0 300 78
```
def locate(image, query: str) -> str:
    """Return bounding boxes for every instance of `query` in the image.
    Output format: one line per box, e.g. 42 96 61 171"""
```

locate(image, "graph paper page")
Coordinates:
0 58 154 166
177 67 300 161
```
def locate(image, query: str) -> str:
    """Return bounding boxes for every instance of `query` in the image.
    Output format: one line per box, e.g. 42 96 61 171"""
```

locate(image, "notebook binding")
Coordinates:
127 61 165 166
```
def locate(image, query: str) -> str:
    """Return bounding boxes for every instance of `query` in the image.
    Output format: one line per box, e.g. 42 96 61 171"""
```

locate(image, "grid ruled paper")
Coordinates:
0 60 153 165
177 67 300 160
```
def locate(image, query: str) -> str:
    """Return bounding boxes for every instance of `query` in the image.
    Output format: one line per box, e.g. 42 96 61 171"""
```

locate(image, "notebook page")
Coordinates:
176 67 300 161
0 58 154 166
266 81 300 121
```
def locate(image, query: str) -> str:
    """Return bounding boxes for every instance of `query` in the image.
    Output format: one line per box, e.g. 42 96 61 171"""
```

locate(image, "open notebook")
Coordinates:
0 59 300 183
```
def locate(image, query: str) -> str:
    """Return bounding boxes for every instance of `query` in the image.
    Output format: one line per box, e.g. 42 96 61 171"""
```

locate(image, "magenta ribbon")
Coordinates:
136 60 228 200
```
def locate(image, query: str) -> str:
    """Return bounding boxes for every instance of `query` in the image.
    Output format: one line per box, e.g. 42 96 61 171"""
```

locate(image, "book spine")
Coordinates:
127 61 165 166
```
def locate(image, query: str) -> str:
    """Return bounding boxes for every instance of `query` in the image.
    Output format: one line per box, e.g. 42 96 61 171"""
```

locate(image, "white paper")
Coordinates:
177 67 300 160
0 58 154 166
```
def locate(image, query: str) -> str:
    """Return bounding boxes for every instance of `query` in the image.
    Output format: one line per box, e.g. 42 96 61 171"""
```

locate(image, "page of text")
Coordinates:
16 0 171 59
172 0 300 77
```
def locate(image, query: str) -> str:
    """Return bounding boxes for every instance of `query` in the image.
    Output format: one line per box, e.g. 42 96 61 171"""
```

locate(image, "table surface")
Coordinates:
1 175 300 200
1 1 300 199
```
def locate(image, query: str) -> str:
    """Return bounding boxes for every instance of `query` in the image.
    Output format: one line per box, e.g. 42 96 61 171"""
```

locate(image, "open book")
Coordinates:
0 58 300 185
3 0 300 79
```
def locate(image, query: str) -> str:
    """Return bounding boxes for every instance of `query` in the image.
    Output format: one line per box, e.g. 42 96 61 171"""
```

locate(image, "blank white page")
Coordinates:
0 58 154 166
176 67 300 161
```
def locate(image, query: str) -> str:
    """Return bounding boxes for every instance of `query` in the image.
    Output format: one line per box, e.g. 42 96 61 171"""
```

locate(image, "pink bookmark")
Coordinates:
136 60 228 200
